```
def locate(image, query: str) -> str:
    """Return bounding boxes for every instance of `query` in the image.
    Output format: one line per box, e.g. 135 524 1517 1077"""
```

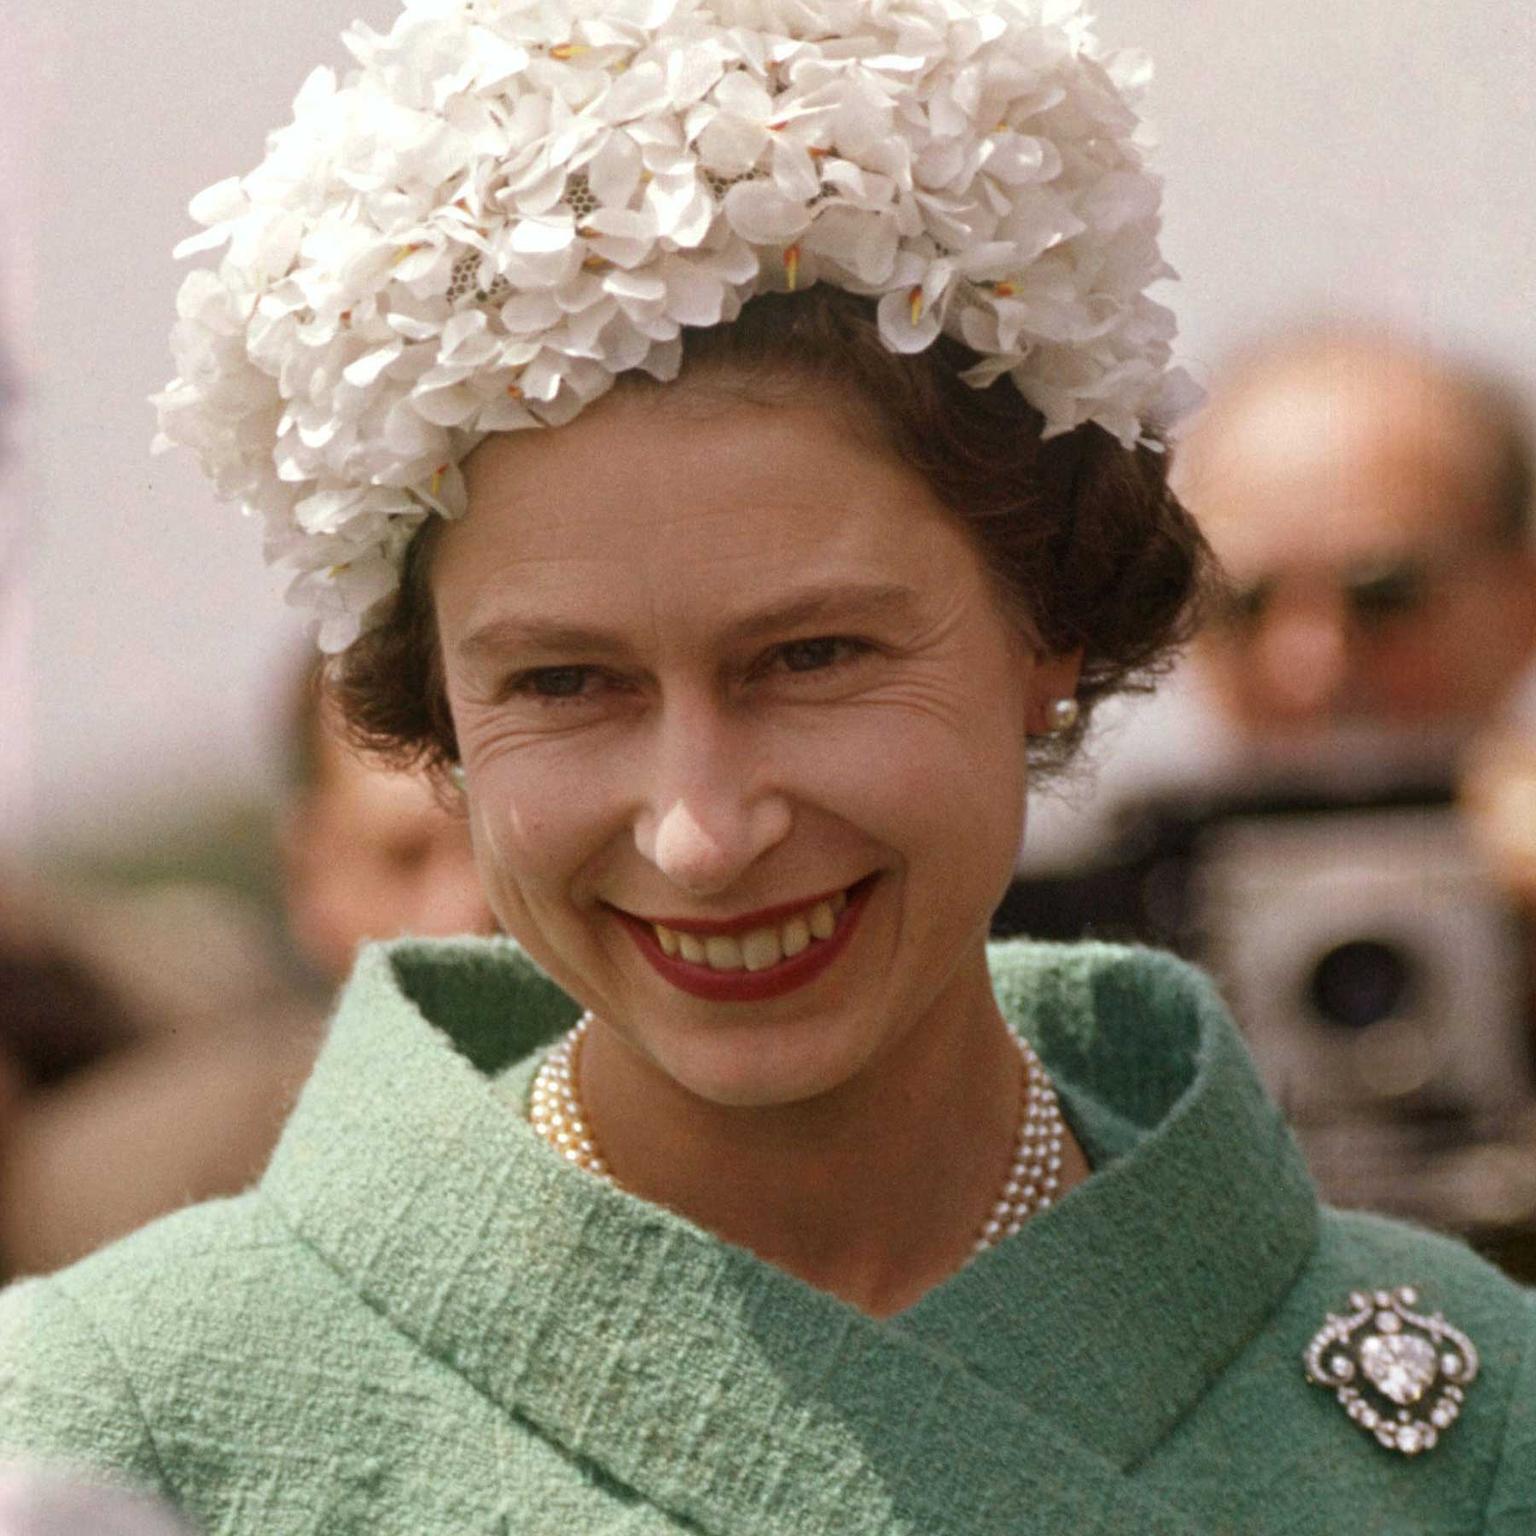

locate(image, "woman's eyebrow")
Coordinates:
457 582 922 663
720 581 924 644
456 619 631 664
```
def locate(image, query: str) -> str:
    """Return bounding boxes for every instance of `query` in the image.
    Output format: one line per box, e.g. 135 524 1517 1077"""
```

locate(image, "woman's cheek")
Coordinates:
472 755 615 904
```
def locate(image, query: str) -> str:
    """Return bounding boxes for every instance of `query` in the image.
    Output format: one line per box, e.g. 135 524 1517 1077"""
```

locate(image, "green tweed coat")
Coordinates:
1 939 1532 1534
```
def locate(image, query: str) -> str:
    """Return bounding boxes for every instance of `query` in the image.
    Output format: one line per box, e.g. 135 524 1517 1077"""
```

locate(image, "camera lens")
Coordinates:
1307 938 1417 1029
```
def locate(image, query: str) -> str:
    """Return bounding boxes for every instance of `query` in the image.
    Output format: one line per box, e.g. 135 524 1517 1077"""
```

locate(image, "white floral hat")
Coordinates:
154 0 1196 652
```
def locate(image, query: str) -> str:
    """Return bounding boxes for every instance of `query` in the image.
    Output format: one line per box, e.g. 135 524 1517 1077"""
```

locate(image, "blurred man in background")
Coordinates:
1183 327 1536 768
996 324 1536 1261
0 665 497 1279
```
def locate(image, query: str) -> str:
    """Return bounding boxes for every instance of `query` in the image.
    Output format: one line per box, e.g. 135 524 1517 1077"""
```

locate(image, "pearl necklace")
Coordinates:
528 1011 1067 1254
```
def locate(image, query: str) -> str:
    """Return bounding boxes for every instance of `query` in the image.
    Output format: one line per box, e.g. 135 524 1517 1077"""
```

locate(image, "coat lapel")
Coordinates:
897 942 1319 1468
263 940 1313 1536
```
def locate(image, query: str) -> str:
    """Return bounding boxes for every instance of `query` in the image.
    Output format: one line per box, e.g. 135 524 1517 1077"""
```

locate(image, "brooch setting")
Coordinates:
1305 1286 1478 1456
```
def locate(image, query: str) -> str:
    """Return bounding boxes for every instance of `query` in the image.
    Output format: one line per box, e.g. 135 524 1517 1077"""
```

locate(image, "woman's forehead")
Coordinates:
460 380 892 511
434 390 974 627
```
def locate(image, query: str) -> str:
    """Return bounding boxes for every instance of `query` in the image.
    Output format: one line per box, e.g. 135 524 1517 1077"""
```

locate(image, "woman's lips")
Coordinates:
611 877 877 1002
635 882 855 938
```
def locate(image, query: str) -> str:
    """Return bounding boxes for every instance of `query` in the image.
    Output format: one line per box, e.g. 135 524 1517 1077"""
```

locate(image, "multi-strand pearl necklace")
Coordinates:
528 1014 610 1179
978 1029 1066 1251
527 1011 1067 1255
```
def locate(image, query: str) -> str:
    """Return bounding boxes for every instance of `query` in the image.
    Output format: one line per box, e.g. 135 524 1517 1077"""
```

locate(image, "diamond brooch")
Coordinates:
1305 1286 1479 1456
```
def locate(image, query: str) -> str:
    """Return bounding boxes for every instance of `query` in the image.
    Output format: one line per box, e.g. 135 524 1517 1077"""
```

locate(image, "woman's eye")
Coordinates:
513 666 596 700
776 637 862 674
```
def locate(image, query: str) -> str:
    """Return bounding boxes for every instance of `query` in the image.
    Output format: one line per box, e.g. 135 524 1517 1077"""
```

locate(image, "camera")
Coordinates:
1197 802 1535 1220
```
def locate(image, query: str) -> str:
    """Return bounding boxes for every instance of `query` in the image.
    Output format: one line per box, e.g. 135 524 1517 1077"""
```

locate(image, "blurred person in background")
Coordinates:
0 871 317 1280
1183 326 1536 769
1464 676 1536 922
0 882 148 1281
996 324 1536 1260
281 660 499 991
0 666 497 1280
0 883 141 1115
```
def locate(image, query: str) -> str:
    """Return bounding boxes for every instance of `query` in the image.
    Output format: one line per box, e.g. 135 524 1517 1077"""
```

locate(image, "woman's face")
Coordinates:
432 380 1076 1108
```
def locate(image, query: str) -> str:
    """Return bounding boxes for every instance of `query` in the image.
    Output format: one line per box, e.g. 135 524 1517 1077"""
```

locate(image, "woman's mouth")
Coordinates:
654 889 847 971
610 878 876 1002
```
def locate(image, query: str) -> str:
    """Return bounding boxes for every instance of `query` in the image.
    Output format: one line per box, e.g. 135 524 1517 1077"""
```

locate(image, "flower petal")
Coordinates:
696 115 769 175
187 176 249 227
876 284 945 354
342 343 404 387
659 256 727 327
645 171 715 247
587 131 643 209
722 180 812 243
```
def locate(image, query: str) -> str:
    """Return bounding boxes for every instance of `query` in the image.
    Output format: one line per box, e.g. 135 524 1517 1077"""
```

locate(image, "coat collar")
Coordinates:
262 939 1316 1535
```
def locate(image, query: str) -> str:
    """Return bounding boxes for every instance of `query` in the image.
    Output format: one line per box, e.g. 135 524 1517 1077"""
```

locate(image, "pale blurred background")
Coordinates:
3 0 1534 865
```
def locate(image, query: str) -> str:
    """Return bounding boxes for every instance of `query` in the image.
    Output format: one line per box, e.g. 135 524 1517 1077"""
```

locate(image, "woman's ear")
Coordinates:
1026 648 1085 735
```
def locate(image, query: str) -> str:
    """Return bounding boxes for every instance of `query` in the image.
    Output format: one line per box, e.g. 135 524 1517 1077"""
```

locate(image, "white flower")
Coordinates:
155 0 1192 651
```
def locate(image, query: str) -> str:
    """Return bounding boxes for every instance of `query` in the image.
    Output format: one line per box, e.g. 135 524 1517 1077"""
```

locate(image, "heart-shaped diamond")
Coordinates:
1359 1332 1437 1406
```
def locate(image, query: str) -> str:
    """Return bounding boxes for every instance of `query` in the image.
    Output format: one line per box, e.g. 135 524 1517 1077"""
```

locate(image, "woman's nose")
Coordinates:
630 708 793 897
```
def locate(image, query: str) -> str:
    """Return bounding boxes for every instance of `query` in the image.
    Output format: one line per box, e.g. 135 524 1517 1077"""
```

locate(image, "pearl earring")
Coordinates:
1047 697 1081 735
448 762 467 791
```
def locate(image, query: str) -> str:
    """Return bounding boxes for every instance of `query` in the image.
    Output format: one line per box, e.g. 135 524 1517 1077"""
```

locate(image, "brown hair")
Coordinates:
331 286 1218 780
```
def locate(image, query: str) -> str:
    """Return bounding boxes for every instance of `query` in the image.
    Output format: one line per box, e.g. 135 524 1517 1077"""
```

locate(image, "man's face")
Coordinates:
1181 357 1536 760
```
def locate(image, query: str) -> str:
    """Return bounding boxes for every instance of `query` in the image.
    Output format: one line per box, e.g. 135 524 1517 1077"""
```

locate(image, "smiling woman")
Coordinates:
3 1 1535 1532
436 375 1074 1135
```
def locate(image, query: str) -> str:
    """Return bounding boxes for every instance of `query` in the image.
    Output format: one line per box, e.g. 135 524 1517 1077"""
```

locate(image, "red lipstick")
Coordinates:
630 883 857 938
611 876 876 1002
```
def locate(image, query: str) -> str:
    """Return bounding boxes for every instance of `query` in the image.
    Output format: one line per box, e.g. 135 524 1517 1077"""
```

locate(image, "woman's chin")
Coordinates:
645 1023 880 1112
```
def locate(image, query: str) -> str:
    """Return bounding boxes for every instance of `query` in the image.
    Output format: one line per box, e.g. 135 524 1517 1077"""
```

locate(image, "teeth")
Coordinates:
740 927 783 971
704 935 745 971
653 886 857 970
